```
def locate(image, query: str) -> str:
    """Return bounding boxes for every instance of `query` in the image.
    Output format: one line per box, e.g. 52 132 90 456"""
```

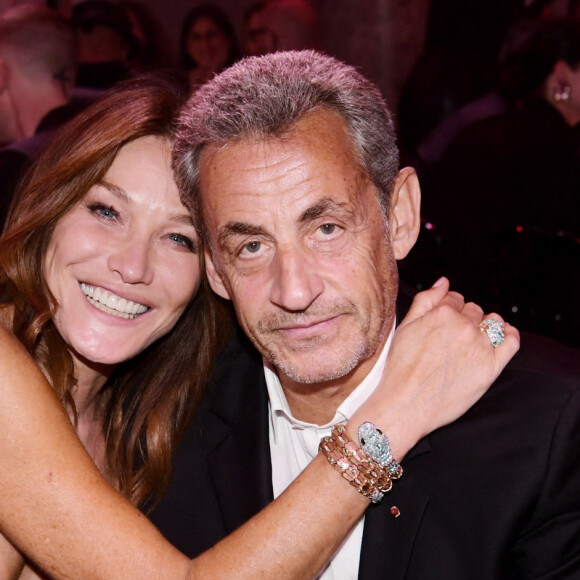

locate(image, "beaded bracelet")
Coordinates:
319 425 403 503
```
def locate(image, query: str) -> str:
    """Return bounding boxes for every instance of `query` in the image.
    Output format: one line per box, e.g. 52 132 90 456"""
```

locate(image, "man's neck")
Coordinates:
279 333 391 424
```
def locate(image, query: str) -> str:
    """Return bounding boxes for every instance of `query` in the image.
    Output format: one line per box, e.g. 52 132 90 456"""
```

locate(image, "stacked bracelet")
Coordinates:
319 425 402 503
358 421 402 477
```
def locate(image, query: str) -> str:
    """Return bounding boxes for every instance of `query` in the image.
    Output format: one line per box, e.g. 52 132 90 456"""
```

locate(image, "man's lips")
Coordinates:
275 315 342 338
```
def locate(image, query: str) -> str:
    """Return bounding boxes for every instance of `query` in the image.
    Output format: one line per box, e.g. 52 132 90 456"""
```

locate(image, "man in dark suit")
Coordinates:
151 50 580 578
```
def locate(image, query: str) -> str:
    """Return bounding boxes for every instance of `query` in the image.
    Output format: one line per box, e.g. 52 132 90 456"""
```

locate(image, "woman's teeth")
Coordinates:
80 283 149 319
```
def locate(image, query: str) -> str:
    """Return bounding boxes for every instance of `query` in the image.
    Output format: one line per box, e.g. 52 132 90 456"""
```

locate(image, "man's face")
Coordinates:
201 110 415 390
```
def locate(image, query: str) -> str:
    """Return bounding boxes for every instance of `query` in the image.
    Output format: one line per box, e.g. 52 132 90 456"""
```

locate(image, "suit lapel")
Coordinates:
357 286 429 579
358 438 432 579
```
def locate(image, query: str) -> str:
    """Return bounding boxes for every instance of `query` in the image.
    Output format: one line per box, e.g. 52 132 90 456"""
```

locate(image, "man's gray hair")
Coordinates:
174 50 400 240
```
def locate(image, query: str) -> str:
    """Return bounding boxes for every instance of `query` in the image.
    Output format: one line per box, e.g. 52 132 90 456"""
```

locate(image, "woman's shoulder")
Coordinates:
0 310 43 385
0 304 13 331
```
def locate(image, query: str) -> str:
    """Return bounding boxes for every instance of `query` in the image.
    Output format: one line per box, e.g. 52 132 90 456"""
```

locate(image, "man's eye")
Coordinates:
243 241 262 254
319 223 337 235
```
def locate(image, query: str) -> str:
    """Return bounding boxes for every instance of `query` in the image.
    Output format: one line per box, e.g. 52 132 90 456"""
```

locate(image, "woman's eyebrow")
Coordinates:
169 212 195 227
96 180 131 204
96 180 195 227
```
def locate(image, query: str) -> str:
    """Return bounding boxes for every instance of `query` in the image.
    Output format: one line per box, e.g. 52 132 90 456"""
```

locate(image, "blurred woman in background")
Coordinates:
179 3 239 89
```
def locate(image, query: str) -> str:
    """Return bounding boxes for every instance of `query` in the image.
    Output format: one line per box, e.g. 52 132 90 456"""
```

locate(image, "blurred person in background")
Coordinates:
244 0 321 56
179 3 238 89
0 4 75 147
71 0 139 90
119 0 172 71
0 4 84 231
423 18 580 347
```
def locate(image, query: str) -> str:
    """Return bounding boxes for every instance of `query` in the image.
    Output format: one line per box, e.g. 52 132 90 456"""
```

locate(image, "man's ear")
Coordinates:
388 166 421 260
204 246 232 301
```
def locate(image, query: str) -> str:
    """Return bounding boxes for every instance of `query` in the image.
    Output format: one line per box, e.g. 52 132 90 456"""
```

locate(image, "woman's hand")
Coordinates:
349 277 520 459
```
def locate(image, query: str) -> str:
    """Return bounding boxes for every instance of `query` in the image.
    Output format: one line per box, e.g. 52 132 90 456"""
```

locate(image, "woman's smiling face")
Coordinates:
44 136 201 369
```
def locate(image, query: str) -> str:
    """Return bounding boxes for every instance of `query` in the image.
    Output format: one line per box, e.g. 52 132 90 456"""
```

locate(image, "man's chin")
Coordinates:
269 349 361 385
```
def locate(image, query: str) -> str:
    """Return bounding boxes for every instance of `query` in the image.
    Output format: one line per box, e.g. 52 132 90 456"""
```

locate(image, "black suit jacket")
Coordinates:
151 324 580 579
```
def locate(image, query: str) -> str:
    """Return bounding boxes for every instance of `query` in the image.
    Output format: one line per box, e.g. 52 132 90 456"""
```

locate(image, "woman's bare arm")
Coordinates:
0 533 24 579
0 279 519 579
349 278 520 457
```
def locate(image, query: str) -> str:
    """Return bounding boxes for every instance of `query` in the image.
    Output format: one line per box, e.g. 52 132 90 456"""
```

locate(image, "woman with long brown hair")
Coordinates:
0 70 226 511
0 71 518 579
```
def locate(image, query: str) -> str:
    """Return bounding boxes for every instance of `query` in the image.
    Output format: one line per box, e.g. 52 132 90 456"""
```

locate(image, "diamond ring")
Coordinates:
478 318 505 348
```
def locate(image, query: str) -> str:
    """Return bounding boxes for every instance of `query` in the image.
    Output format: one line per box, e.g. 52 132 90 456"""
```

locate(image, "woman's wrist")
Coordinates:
348 400 421 464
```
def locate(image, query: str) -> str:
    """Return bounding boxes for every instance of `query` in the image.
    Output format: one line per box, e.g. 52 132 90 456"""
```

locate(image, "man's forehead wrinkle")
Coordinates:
209 139 304 181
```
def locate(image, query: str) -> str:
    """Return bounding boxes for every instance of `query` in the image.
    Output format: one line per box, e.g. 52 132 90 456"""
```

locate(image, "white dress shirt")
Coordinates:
265 328 394 580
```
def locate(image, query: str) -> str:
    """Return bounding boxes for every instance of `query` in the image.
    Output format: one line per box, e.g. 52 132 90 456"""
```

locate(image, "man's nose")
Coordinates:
269 245 324 311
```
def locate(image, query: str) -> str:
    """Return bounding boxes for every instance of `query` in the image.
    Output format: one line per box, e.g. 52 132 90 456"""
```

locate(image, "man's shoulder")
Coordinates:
490 332 580 408
393 332 580 578
469 331 579 421
427 331 580 450
506 332 580 380
210 322 263 384
198 322 266 417
454 331 580 442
